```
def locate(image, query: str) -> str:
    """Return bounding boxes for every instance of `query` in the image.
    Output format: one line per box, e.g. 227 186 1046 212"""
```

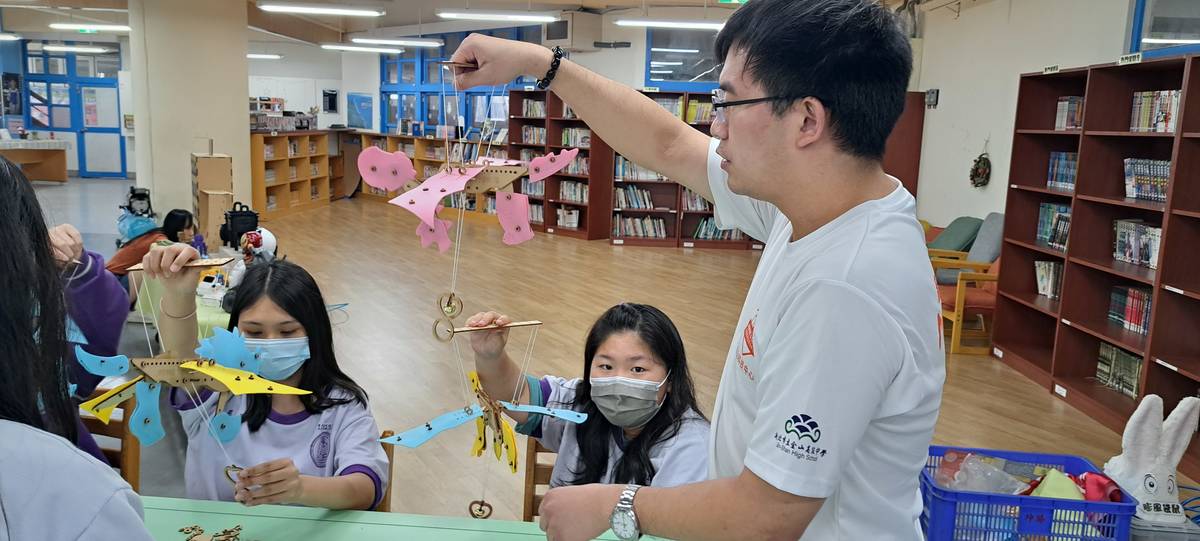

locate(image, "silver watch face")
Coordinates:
611 509 638 539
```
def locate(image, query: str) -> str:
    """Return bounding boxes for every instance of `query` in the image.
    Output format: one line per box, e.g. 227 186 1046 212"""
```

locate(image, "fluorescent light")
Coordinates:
321 43 402 54
0 33 19 41
651 47 699 53
615 18 724 31
649 70 673 74
650 61 683 66
247 53 283 60
257 2 385 17
437 9 559 23
49 23 130 32
650 78 666 82
1142 37 1200 45
353 37 443 47
44 45 109 53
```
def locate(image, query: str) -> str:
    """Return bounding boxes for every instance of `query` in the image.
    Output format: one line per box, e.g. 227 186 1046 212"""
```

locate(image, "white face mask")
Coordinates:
589 372 669 429
243 336 310 381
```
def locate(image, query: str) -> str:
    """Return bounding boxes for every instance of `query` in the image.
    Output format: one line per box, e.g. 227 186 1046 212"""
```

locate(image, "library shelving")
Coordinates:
250 130 331 220
993 55 1200 478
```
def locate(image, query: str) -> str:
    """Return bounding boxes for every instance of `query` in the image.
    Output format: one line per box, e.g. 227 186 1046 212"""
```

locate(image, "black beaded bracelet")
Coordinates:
536 46 565 90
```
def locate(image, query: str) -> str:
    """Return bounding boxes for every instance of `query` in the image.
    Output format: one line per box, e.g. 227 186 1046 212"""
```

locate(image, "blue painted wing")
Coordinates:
74 346 130 377
210 411 243 444
499 401 588 424
129 381 165 446
382 404 483 448
196 327 260 374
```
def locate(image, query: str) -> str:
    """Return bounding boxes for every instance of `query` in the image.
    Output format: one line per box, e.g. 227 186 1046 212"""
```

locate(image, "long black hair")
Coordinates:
227 259 368 431
161 209 195 242
569 303 704 485
0 157 77 442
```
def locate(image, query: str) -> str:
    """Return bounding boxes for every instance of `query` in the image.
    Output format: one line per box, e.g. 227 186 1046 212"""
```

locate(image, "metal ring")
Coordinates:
437 293 463 318
224 465 243 486
433 317 456 342
468 500 493 519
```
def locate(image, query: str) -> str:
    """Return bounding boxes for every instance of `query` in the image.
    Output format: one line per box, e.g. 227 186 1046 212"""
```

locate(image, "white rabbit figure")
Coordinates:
1103 394 1200 524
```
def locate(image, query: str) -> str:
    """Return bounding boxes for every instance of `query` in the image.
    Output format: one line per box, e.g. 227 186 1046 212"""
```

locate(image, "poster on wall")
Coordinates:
2 73 22 116
322 89 338 113
347 92 372 129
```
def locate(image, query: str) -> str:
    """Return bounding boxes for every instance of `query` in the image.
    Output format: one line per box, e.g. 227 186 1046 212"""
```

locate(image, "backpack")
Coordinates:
219 202 259 249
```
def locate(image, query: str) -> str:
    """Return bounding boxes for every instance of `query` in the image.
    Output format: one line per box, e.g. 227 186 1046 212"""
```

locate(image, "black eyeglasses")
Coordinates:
710 88 793 123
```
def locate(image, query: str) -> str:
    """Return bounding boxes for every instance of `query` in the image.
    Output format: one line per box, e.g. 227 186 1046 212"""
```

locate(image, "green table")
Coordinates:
143 497 625 540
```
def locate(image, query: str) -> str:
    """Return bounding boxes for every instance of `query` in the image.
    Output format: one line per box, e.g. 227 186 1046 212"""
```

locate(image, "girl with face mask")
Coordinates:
466 304 710 489
143 243 388 511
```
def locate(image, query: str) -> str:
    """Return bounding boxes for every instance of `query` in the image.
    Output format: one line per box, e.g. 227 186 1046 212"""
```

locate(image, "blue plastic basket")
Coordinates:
921 446 1136 541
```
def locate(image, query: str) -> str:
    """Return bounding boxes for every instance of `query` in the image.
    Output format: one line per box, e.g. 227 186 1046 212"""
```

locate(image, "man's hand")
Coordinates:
450 33 553 89
539 483 622 541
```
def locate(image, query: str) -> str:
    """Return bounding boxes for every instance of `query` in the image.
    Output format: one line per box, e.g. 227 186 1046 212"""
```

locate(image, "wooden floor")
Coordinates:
267 198 1126 520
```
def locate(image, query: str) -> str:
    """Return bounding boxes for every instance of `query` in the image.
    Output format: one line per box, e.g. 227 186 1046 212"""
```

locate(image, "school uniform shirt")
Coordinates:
0 420 153 541
171 388 389 510
705 138 945 540
515 375 709 488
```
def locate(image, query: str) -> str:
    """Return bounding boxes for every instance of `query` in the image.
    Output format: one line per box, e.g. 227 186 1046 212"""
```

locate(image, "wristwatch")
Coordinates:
610 484 642 540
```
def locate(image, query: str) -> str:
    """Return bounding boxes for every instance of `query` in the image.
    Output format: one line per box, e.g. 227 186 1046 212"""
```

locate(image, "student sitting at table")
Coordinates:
465 304 710 488
0 157 152 540
161 208 208 256
143 242 389 511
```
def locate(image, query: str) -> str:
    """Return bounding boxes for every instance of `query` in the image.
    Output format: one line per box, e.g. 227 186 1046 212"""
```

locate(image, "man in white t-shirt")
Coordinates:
449 0 944 539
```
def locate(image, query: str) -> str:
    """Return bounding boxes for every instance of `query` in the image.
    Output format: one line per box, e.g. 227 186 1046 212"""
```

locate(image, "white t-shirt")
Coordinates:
705 138 945 540
516 375 710 488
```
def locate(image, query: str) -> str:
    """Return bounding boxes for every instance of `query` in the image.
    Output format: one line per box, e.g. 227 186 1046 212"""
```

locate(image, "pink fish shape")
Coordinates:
528 148 579 182
389 166 485 228
416 212 454 252
495 192 535 246
358 146 416 192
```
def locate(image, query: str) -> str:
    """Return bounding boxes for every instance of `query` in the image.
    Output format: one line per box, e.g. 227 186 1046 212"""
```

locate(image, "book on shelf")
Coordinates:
264 145 275 160
1096 342 1143 399
562 154 590 176
615 185 658 210
442 192 475 211
519 148 544 162
683 188 713 212
402 143 416 156
556 208 581 229
529 203 544 224
484 194 497 214
1036 203 1071 250
265 169 276 183
491 128 508 144
288 141 299 157
1109 285 1153 335
615 155 669 182
614 214 669 239
1047 152 1078 191
308 142 318 155
267 194 278 211
520 178 545 197
652 96 684 118
560 180 589 204
310 183 319 199
561 127 591 148
423 165 440 178
289 165 297 180
1055 96 1084 130
686 99 714 123
1130 90 1181 133
369 138 386 149
691 217 746 241
1034 260 1064 299
522 126 547 145
522 99 546 118
1122 158 1170 202
1113 219 1162 269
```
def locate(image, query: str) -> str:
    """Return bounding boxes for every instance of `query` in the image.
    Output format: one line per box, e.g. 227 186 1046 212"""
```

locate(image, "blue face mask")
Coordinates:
117 211 157 242
243 337 310 381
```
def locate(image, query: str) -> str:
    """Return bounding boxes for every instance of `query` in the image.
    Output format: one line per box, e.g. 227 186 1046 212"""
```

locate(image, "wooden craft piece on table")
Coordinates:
126 257 235 272
358 146 416 192
528 148 579 182
495 192 535 246
462 164 526 194
390 166 485 228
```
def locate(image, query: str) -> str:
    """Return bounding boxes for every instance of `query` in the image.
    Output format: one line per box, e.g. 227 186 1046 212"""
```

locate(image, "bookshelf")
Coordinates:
250 131 330 220
993 55 1200 478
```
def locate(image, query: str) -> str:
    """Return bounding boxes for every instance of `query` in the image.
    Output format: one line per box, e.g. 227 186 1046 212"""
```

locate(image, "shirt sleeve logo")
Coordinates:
736 317 757 381
774 414 828 462
784 414 821 443
310 430 331 468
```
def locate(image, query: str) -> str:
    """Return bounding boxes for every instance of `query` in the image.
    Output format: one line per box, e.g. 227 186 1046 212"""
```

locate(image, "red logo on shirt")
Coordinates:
737 318 756 381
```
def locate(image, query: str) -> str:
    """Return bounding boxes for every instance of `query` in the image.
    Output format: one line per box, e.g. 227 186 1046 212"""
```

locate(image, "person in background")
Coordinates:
0 156 152 540
162 208 208 257
106 208 166 299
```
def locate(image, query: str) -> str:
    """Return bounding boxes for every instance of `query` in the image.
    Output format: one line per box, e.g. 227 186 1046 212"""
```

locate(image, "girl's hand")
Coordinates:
140 242 201 294
466 311 511 362
235 458 303 507
48 224 84 269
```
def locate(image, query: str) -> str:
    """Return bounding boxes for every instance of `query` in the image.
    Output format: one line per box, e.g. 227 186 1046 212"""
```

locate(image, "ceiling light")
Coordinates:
0 33 19 41
44 45 109 53
615 18 724 31
1142 38 1200 45
49 23 130 32
650 61 683 66
321 43 403 54
353 37 443 47
436 9 559 23
649 70 673 74
651 47 699 53
247 53 283 59
257 2 385 17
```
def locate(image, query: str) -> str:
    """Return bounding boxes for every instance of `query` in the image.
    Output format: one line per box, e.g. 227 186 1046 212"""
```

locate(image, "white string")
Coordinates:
448 205 467 295
450 336 473 406
512 326 539 403
184 381 238 468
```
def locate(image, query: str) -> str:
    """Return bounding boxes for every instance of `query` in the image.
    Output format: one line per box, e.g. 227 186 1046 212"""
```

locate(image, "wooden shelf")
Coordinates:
549 144 588 150
509 116 546 120
1153 356 1200 384
1085 130 1176 137
1053 377 1137 433
1163 284 1200 302
611 237 676 247
682 209 714 214
554 173 590 179
1060 316 1148 356
998 290 1061 317
615 178 673 184
1076 193 1166 212
250 131 333 219
1016 129 1082 135
1004 237 1066 258
1010 184 1075 197
1069 255 1156 286
264 156 288 162
680 238 753 250
548 116 584 121
550 199 588 207
511 142 545 148
992 341 1054 388
1174 209 1200 220
615 208 676 214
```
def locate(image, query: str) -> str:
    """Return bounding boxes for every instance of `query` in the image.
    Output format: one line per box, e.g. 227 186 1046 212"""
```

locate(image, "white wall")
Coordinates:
340 51 380 132
248 42 345 128
915 0 1132 226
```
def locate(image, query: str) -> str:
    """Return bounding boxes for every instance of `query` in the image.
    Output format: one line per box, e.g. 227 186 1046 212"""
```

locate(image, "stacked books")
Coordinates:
1047 152 1078 191
691 217 745 241
615 156 669 182
614 214 669 238
1113 220 1162 269
1096 342 1142 399
683 188 712 212
522 99 546 118
1037 203 1071 251
559 180 588 204
615 185 658 210
1109 286 1153 335
1122 158 1170 202
562 128 591 148
1034 261 1064 299
1055 96 1084 130
522 126 547 145
1130 90 1181 133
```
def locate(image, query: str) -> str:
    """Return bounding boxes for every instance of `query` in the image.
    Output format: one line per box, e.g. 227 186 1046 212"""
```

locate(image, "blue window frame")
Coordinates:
1130 0 1200 58
643 28 720 93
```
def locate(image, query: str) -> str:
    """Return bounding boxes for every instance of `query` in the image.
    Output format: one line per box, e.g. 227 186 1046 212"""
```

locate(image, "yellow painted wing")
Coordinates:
468 371 483 394
181 361 310 396
500 416 518 473
79 376 142 424
492 415 504 462
471 416 486 457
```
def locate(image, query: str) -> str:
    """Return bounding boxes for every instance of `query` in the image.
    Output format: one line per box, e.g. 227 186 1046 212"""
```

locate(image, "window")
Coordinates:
1132 0 1200 57
646 28 720 87
470 94 508 130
